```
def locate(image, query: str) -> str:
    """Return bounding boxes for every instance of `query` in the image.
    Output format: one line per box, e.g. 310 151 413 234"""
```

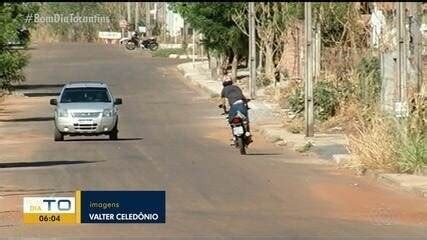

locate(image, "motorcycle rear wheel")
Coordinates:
238 137 246 155
125 42 136 50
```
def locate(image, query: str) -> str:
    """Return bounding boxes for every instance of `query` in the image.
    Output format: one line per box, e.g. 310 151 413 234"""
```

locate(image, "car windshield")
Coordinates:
60 87 111 103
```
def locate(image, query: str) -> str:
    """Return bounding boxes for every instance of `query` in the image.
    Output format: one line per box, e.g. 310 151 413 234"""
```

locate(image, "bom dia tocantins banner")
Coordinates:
23 191 166 224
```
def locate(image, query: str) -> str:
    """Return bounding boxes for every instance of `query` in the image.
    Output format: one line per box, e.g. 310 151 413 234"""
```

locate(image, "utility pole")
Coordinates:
135 2 139 32
183 20 188 48
162 3 167 43
304 2 314 137
396 2 407 104
314 21 321 83
192 29 196 68
145 2 151 37
410 2 423 93
127 2 131 36
248 2 257 99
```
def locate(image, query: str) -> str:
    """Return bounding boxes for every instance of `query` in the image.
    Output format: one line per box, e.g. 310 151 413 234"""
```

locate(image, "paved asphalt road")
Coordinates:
1 43 427 239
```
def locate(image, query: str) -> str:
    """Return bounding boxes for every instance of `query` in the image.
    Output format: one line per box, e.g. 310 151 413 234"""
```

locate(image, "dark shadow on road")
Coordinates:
12 84 64 90
314 144 348 161
64 138 143 142
1 190 76 197
246 153 283 156
0 117 53 122
23 92 60 97
0 160 102 169
0 225 15 228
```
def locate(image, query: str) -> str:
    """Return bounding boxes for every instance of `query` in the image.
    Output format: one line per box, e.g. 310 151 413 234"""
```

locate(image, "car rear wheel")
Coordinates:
54 127 64 141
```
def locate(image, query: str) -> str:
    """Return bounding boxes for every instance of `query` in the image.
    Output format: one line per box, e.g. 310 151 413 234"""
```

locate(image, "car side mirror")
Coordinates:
50 99 57 105
114 98 122 105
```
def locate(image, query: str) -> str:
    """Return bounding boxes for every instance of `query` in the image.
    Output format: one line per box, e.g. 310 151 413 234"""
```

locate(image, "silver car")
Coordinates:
50 81 122 141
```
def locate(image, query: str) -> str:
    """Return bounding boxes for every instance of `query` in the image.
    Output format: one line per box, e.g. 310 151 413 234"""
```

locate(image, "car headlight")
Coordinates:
57 109 68 117
102 108 113 117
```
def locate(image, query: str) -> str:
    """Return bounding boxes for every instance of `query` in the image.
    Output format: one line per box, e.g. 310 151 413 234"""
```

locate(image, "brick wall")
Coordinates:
278 21 304 81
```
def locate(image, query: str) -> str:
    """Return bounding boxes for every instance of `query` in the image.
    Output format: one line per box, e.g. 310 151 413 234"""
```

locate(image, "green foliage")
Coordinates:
170 3 247 59
349 96 427 174
288 84 305 114
151 48 186 57
397 97 427 174
397 132 427 174
314 81 339 121
296 141 314 153
288 81 340 121
0 3 39 90
355 56 381 106
315 3 352 47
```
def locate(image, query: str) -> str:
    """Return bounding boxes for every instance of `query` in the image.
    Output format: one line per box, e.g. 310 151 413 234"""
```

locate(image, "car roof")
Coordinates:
64 81 108 88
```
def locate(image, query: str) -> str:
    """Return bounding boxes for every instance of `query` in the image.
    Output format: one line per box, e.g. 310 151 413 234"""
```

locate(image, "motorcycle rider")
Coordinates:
219 75 252 145
131 30 140 46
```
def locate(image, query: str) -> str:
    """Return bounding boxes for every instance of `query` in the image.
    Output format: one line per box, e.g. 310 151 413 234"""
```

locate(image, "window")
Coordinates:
60 87 111 103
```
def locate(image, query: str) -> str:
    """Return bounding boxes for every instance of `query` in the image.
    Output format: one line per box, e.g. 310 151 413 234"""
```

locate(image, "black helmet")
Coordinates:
222 75 233 87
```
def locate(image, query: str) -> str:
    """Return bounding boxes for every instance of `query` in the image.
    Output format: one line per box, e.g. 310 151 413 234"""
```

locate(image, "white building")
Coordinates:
164 3 184 39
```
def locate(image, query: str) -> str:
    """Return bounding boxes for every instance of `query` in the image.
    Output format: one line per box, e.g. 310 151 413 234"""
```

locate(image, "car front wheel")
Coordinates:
109 120 118 140
54 127 64 141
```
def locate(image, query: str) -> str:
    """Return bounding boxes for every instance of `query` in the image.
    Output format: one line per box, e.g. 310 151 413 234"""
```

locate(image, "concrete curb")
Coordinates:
177 64 219 96
176 61 427 199
375 173 427 198
332 154 351 165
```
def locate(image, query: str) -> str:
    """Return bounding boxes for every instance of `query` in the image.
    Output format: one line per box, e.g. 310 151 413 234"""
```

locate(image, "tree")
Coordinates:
233 3 303 84
170 3 248 81
0 2 39 90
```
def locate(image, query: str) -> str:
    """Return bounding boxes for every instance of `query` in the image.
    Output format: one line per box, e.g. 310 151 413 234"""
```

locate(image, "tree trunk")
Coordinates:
210 54 218 81
216 54 224 81
257 47 263 73
207 51 211 69
265 43 274 82
231 53 239 81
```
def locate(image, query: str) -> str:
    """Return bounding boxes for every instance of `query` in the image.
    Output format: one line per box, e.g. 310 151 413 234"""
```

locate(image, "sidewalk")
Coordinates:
177 61 427 199
177 61 349 162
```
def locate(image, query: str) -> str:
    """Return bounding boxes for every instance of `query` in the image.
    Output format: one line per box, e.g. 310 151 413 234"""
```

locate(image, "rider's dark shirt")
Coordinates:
221 85 245 106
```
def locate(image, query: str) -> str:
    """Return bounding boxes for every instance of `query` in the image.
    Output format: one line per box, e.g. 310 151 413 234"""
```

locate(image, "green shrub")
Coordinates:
152 48 187 57
355 56 381 106
296 141 314 153
397 97 427 174
288 81 339 121
397 132 427 174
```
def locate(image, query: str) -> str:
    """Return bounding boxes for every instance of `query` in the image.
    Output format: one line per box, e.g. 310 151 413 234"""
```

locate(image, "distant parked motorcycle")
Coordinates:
125 36 159 51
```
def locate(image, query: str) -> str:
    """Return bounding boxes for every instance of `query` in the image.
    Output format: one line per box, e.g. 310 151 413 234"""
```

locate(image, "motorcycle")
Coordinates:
119 37 130 45
125 36 159 51
219 99 252 155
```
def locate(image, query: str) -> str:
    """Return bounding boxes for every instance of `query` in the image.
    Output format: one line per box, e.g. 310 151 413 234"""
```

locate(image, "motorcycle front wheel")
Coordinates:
125 41 136 50
149 42 159 51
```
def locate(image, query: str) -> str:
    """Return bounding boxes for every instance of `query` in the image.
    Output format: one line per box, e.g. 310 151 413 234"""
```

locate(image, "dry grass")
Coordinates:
286 117 304 134
319 99 366 134
347 115 400 173
31 27 61 43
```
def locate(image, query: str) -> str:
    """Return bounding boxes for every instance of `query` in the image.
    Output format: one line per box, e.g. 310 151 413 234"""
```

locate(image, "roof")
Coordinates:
65 81 107 88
